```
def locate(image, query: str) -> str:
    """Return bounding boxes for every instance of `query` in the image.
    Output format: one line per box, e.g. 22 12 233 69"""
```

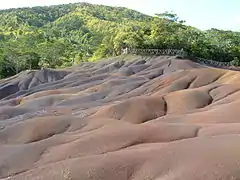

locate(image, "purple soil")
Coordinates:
1 56 240 180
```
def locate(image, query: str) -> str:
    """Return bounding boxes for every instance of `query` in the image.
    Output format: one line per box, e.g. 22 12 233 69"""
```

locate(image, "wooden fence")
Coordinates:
123 48 235 68
129 49 185 57
191 57 231 67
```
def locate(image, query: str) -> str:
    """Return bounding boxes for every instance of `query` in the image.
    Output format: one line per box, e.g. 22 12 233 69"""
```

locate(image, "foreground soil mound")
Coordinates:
1 55 240 179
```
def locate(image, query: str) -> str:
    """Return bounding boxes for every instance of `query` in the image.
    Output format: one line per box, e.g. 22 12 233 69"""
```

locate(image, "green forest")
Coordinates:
0 2 239 78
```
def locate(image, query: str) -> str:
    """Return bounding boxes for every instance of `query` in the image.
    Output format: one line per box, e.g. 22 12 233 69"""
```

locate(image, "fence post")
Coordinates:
178 48 184 58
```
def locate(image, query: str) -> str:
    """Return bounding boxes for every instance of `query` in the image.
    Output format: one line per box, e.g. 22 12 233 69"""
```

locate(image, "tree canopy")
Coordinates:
0 2 239 78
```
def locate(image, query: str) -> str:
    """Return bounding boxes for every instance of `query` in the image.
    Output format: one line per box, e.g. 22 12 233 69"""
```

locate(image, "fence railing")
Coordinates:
129 48 185 57
123 48 235 68
190 57 232 67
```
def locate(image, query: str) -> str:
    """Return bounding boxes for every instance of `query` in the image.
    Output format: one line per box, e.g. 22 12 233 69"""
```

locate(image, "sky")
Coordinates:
0 0 239 31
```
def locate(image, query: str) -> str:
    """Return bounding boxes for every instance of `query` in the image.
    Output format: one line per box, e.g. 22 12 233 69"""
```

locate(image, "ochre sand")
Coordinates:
1 56 240 179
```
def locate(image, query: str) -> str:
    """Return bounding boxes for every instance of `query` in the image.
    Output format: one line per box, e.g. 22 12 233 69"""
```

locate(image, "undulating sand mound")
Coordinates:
1 55 240 179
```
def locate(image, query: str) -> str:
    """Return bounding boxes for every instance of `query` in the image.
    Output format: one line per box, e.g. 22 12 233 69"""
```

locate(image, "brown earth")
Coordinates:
1 55 240 179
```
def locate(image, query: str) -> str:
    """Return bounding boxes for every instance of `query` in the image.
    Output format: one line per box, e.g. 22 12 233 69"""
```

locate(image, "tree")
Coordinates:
155 11 185 23
0 2 239 79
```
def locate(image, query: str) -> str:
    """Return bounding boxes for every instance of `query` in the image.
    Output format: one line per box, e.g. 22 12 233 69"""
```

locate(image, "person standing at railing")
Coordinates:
122 47 130 54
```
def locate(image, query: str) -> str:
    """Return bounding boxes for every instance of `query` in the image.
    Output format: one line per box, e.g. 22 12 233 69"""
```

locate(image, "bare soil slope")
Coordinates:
1 55 240 180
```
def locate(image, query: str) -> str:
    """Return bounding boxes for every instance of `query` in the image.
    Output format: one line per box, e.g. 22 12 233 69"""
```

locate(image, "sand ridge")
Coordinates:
1 56 240 179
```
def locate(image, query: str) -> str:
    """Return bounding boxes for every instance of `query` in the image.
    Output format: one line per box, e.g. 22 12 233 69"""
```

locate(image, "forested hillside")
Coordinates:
0 2 239 78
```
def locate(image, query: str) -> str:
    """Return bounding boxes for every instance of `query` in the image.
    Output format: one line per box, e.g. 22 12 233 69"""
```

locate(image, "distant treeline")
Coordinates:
0 2 239 78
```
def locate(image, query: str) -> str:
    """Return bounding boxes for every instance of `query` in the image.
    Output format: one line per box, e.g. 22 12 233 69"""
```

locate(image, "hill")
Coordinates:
2 55 240 179
0 2 240 78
